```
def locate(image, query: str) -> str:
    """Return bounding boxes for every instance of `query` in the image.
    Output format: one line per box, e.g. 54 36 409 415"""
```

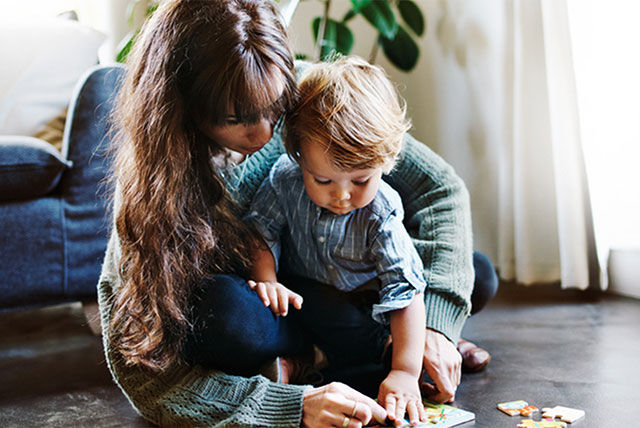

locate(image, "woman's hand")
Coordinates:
247 280 303 316
377 369 427 426
421 328 462 403
302 382 387 428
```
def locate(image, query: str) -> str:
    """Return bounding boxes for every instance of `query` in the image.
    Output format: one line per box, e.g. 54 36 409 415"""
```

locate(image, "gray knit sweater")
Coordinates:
97 132 473 426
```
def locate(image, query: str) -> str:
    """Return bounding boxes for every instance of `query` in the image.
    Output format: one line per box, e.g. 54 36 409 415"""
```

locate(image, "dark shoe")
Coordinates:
457 339 491 373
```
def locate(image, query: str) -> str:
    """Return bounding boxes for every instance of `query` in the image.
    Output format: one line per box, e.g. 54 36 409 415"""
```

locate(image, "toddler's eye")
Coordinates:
314 178 331 185
352 179 370 186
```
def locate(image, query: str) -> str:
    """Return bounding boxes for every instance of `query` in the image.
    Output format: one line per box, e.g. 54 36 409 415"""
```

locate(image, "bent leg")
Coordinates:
470 251 499 315
285 275 391 395
183 274 306 376
289 277 389 369
458 252 498 372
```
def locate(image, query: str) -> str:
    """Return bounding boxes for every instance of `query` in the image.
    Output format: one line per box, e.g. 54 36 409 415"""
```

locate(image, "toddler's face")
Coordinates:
299 141 383 215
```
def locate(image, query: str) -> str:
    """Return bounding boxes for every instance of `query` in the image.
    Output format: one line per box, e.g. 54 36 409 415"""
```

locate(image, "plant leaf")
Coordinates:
313 17 354 60
359 0 398 40
379 25 419 71
349 0 371 13
398 0 424 36
342 8 357 23
115 30 139 63
146 3 159 17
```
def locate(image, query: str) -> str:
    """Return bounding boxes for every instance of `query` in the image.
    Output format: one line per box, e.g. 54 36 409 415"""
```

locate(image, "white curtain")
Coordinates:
568 0 640 295
497 0 596 288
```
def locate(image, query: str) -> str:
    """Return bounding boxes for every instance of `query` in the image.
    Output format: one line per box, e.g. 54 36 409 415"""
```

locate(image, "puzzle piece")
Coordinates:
498 400 539 416
517 419 567 428
541 406 585 423
379 400 475 427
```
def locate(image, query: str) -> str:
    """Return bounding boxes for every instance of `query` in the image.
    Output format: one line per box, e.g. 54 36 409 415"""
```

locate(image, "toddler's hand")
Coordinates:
247 280 303 316
378 369 427 426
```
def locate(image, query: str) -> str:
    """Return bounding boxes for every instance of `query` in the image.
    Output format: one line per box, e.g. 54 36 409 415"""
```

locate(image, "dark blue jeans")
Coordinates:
183 252 498 387
182 273 387 375
471 251 499 315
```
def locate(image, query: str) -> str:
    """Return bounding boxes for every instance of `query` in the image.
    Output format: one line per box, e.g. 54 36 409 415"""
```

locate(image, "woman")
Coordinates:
100 0 493 426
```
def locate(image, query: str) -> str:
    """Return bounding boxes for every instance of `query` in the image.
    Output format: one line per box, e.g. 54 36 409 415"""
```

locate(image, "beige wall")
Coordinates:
4 0 149 63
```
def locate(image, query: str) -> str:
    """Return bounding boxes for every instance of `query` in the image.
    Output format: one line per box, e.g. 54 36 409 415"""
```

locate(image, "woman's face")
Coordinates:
205 117 275 156
203 70 287 156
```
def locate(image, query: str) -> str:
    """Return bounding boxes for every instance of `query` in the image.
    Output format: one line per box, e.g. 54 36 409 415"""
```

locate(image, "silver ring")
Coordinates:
342 416 350 428
351 401 358 417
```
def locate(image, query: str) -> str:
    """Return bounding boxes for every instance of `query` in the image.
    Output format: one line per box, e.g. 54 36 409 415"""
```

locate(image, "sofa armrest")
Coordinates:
58 64 125 298
59 64 125 198
0 135 72 201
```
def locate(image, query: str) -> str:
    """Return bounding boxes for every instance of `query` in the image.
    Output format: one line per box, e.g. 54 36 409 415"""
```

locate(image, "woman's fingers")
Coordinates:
423 329 461 403
335 397 380 427
344 389 386 424
345 398 376 427
302 383 388 428
420 379 438 397
330 383 385 425
333 414 362 428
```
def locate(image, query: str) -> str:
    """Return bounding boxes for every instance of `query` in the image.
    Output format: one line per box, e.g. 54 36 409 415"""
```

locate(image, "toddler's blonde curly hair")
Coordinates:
285 55 411 174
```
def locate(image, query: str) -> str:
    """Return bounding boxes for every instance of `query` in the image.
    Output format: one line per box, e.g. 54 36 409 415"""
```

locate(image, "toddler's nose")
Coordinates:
333 188 350 202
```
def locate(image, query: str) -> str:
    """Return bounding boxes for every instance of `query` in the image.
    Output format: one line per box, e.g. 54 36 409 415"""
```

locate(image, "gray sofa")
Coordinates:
0 65 124 314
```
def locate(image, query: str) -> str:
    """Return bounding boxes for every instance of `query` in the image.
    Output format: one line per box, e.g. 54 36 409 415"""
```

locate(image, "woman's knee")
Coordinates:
193 274 252 318
186 274 302 372
471 251 499 315
186 275 265 348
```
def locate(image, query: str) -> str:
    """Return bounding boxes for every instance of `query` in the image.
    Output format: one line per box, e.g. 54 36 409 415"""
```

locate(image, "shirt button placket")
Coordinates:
317 216 332 280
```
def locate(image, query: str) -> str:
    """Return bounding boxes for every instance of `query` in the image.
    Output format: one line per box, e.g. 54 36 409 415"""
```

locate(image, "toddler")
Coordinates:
245 55 427 425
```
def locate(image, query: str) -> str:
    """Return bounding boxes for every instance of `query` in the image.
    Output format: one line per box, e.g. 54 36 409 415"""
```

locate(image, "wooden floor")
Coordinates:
1 284 638 427
456 285 640 427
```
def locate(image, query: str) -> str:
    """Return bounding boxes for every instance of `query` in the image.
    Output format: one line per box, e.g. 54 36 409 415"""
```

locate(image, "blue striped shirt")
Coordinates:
244 155 426 324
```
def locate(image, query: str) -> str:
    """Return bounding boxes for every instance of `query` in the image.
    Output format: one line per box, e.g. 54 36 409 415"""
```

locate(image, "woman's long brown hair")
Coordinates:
109 0 296 372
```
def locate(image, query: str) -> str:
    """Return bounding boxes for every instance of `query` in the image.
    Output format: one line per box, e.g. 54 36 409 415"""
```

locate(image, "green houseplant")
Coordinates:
308 0 425 71
115 0 159 63
117 0 425 72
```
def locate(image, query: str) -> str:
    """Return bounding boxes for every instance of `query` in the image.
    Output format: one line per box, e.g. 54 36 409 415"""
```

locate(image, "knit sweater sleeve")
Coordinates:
228 131 286 213
97 163 308 427
384 134 474 343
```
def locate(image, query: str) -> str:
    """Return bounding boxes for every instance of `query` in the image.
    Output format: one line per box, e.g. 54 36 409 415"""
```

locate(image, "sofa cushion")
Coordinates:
0 136 72 201
0 15 105 137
